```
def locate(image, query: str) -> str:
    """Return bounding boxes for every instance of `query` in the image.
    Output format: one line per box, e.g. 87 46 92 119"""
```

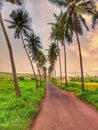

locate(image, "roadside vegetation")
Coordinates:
56 77 98 110
0 73 46 130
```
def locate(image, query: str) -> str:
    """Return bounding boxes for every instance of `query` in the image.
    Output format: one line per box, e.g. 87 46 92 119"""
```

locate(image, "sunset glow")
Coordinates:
0 0 98 76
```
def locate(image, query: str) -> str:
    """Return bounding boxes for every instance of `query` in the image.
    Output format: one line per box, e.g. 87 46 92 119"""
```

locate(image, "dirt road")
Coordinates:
31 83 98 130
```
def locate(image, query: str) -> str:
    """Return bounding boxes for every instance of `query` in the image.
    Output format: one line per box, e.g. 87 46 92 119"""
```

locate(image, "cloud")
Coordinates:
68 44 90 58
68 28 98 60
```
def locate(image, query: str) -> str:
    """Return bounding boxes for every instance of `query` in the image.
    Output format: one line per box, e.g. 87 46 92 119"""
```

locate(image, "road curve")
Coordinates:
31 83 98 130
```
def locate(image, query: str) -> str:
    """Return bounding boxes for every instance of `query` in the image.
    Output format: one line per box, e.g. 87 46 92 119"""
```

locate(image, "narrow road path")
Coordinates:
31 83 98 130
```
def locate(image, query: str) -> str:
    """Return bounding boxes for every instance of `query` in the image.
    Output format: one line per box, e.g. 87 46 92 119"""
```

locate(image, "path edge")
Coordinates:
29 83 47 130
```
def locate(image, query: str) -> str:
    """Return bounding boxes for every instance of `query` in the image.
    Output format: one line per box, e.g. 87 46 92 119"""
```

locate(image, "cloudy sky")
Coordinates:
0 0 98 76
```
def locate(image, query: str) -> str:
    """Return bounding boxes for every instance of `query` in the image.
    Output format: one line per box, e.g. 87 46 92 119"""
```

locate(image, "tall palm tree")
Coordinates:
47 43 59 81
36 50 47 79
48 65 53 81
25 31 42 84
49 11 68 86
49 12 63 85
42 66 47 82
49 0 96 92
5 9 39 88
37 51 47 71
0 0 22 97
34 50 46 83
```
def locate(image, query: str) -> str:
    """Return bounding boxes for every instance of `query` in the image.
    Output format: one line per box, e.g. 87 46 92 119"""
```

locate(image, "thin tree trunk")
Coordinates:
54 64 56 79
36 61 42 84
20 32 38 88
57 40 62 85
54 64 56 84
44 72 47 83
0 12 21 97
73 13 85 92
75 31 84 92
63 40 67 87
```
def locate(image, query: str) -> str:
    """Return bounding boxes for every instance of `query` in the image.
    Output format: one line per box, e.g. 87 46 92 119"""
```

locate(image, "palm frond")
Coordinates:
6 0 23 5
48 0 67 8
79 14 89 31
92 11 98 29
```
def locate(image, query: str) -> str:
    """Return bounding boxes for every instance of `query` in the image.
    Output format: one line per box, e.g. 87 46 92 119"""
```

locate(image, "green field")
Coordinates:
0 73 45 130
1 73 98 129
57 81 98 110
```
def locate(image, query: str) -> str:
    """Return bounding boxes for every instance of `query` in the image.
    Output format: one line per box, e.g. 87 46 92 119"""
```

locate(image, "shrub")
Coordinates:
18 76 25 81
31 77 35 81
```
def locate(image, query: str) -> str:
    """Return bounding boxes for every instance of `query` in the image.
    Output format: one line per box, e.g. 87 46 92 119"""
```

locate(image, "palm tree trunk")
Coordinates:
57 40 62 85
75 31 84 92
20 32 38 88
54 64 56 84
44 72 47 83
63 40 67 87
36 61 42 84
54 64 56 79
73 12 85 92
0 12 21 97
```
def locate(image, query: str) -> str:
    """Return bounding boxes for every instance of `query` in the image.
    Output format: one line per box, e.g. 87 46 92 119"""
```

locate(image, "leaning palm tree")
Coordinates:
0 0 22 97
25 31 42 84
47 43 59 82
38 52 47 81
42 66 47 82
49 11 70 86
49 0 96 92
34 50 46 83
49 13 62 85
5 9 39 88
49 11 68 86
48 65 53 81
37 51 47 72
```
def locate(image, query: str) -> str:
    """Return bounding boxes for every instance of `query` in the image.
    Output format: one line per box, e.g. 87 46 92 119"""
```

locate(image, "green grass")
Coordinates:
0 79 45 130
57 82 98 110
0 72 35 81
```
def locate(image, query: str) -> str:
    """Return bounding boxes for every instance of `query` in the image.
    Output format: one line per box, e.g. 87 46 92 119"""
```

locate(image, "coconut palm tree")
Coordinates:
37 51 47 71
49 13 63 85
38 51 47 81
49 11 69 86
5 9 39 88
48 65 53 81
42 66 47 82
34 50 46 81
25 31 42 84
0 0 22 97
47 43 59 82
92 11 98 29
49 0 96 92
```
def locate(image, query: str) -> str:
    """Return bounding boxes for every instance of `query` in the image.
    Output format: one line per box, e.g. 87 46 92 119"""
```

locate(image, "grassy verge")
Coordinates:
0 80 46 130
56 82 98 110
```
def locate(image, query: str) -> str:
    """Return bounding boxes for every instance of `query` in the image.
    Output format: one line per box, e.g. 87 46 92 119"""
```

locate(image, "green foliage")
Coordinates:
0 78 45 130
31 77 35 81
57 82 98 110
0 72 34 81
69 76 98 83
18 76 25 81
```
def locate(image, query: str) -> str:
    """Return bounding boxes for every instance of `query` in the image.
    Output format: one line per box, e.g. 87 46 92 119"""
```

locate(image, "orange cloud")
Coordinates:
68 44 90 58
87 30 98 52
68 28 98 59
